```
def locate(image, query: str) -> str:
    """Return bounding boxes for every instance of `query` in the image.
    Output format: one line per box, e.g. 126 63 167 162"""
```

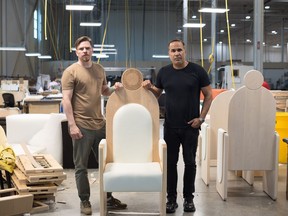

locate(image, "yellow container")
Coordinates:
275 112 288 164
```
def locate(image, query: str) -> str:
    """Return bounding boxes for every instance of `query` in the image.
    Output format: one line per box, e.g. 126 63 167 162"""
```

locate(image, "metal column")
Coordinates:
253 0 264 72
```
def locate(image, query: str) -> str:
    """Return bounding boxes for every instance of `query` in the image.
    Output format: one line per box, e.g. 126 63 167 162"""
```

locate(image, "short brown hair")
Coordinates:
168 39 185 47
74 36 93 49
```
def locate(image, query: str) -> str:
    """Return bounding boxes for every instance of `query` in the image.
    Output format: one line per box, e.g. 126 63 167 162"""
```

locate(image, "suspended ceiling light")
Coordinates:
0 47 26 51
38 55 52 59
94 48 116 51
198 8 229 13
80 22 101 27
94 44 115 48
93 53 109 58
183 23 206 28
25 53 41 57
101 52 117 55
152 55 169 58
272 44 281 48
65 5 94 11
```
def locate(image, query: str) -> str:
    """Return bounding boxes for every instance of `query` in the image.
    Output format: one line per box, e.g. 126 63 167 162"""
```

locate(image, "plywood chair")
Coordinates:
200 90 235 185
216 70 279 200
99 68 167 215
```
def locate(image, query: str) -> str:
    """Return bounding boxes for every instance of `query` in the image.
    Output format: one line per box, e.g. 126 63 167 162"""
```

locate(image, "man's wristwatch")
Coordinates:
199 117 205 123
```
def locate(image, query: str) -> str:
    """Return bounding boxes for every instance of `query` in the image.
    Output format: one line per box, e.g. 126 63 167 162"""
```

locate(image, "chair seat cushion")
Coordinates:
103 162 163 192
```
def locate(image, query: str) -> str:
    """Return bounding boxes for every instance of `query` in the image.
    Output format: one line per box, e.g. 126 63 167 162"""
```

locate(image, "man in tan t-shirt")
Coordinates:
61 36 127 215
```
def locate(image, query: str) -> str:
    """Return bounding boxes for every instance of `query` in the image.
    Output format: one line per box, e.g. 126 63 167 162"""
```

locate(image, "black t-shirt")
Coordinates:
155 62 210 128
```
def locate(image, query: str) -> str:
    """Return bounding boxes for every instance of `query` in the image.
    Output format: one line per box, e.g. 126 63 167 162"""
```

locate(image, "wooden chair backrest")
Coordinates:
227 70 276 170
105 68 159 163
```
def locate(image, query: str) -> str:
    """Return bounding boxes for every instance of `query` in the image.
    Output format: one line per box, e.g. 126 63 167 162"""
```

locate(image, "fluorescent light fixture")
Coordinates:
94 48 116 51
246 16 251 20
101 52 117 55
272 44 281 48
152 55 169 58
198 8 229 13
66 5 94 11
0 47 26 51
38 55 52 59
92 53 109 58
94 44 115 48
265 6 270 10
80 22 101 27
231 23 236 27
183 23 206 28
25 53 41 57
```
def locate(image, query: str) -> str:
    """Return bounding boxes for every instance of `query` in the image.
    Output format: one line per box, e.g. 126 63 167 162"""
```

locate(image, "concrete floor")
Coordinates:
31 159 288 216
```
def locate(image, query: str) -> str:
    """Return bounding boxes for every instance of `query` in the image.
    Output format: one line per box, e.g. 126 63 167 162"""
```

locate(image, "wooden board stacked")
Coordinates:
270 90 288 112
11 154 67 214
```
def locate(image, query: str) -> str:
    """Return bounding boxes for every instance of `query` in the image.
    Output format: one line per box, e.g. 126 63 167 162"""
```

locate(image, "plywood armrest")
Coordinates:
158 139 167 171
217 128 228 183
99 139 107 170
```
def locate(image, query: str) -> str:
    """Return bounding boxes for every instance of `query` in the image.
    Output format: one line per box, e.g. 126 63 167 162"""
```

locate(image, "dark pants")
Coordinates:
73 125 112 201
164 126 199 202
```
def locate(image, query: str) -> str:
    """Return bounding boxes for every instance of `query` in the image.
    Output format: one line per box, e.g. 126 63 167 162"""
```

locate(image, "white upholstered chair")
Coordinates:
216 70 279 200
99 68 167 215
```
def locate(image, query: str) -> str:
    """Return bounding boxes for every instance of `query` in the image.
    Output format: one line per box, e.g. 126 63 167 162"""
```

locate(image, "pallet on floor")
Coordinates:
16 154 64 175
11 174 57 195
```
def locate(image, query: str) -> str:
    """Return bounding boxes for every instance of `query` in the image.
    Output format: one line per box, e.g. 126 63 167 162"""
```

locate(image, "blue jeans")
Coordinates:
164 126 199 202
72 125 107 201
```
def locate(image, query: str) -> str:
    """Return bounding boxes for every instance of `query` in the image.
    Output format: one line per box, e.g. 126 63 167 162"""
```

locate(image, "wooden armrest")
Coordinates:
99 139 107 170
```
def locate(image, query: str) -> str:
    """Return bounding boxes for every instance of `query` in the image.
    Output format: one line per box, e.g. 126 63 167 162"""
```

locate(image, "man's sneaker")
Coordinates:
107 196 127 209
166 201 178 213
183 199 196 212
80 200 92 215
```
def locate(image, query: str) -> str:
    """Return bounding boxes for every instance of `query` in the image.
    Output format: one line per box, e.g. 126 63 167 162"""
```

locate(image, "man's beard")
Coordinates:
82 56 90 62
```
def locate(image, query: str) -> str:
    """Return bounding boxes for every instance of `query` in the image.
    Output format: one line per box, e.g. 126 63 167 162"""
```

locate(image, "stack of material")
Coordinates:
11 154 66 214
270 90 288 112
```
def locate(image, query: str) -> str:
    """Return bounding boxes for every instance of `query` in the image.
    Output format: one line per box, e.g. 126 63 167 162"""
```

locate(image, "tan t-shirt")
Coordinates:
61 62 107 130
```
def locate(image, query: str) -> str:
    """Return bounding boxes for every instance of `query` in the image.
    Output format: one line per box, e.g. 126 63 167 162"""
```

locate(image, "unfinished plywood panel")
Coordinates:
0 188 33 216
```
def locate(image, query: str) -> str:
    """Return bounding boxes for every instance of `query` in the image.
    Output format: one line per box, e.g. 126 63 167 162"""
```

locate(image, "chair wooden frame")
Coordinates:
99 68 167 215
216 70 279 201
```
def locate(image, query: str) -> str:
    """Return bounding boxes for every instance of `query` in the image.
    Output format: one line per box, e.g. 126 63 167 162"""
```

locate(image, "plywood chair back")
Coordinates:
227 70 276 170
201 90 234 185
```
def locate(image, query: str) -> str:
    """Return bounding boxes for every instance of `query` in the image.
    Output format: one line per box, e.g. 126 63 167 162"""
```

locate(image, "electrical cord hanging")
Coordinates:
125 0 131 68
98 0 112 64
207 37 215 74
199 0 204 67
225 0 235 89
69 0 72 53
